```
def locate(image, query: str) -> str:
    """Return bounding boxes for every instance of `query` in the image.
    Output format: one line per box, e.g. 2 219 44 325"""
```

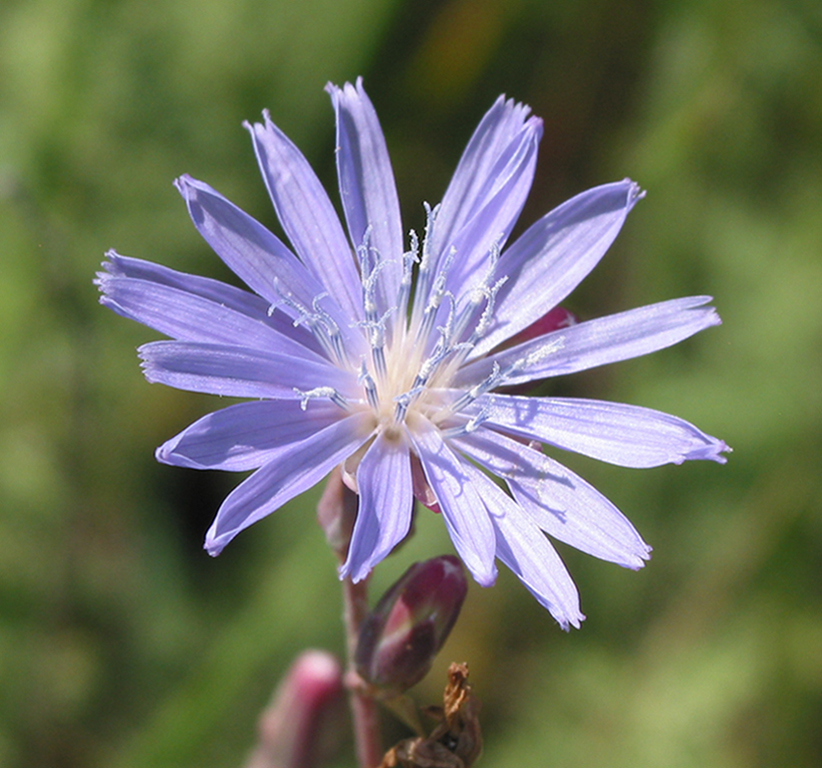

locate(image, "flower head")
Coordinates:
97 78 729 629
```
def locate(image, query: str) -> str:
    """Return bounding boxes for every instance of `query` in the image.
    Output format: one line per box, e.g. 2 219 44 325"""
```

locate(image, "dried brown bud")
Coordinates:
379 662 483 768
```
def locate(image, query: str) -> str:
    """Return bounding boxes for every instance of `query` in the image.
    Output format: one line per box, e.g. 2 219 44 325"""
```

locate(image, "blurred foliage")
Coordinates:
1 0 821 766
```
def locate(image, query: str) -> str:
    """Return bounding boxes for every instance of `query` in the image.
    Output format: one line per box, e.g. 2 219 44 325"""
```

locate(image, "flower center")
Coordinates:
295 206 516 441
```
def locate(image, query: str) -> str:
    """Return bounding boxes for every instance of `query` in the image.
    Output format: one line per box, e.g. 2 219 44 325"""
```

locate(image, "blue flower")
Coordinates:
97 79 728 629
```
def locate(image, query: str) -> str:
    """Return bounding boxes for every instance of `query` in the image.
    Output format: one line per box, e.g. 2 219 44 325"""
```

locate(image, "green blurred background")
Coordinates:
1 0 821 765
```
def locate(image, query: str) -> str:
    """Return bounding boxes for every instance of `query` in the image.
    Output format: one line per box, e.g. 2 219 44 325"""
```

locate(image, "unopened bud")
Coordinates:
245 650 345 768
356 556 467 695
411 455 441 513
317 468 358 559
502 306 578 395
507 306 578 348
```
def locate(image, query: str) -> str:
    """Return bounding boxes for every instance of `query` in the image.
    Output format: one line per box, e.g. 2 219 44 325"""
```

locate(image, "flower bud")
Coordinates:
502 306 578 395
411 454 441 513
355 556 467 695
245 650 345 768
317 468 358 559
507 305 578 348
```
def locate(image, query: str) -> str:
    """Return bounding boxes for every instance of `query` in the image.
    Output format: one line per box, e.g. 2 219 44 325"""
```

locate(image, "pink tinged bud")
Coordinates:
317 468 358 560
500 306 579 396
355 556 468 696
246 650 345 768
507 306 578 348
411 454 441 513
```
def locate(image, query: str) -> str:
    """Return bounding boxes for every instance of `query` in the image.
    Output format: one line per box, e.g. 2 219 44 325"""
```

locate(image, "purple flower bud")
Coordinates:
355 556 468 695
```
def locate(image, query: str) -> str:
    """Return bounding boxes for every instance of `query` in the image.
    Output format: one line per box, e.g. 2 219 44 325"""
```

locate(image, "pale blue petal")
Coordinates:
472 180 644 356
139 341 358 399
466 395 730 467
453 427 651 567
410 417 497 587
431 96 533 260
341 431 413 582
99 251 321 352
205 411 375 555
456 296 721 387
175 174 318 306
156 399 346 471
458 460 583 630
326 79 403 319
175 175 365 357
245 113 365 321
98 267 327 359
442 118 542 301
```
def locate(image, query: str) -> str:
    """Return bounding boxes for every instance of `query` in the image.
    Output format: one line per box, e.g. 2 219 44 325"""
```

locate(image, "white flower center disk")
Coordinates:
296 210 510 483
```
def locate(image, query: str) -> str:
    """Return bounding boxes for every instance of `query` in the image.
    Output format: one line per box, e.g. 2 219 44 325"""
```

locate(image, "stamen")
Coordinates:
396 229 419 325
372 345 388 381
277 291 313 329
393 320 471 421
362 257 391 318
438 274 509 382
408 332 457 391
358 361 380 410
312 293 349 367
424 242 510 387
450 241 506 347
355 306 395 382
356 226 375 274
435 292 458 347
410 202 440 329
446 336 566 412
356 226 402 349
393 386 425 423
356 226 385 318
440 401 491 439
293 387 350 411
270 280 342 364
442 362 502 416
473 276 508 339
509 336 566 375
414 248 454 346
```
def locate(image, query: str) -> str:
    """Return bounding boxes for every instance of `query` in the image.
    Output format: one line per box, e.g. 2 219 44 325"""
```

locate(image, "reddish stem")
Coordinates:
319 471 383 768
342 575 383 768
